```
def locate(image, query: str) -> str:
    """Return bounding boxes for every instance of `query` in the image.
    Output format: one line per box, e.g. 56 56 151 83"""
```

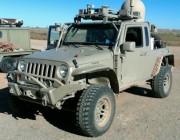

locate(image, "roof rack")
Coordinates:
0 18 23 27
74 5 141 23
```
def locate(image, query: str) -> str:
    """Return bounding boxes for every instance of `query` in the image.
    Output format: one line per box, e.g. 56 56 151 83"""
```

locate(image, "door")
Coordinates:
121 25 145 83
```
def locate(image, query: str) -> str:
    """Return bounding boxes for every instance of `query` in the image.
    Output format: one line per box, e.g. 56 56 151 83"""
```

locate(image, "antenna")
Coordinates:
130 0 134 15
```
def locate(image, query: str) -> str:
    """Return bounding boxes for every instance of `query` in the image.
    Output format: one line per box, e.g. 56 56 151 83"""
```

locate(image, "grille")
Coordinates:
25 62 56 86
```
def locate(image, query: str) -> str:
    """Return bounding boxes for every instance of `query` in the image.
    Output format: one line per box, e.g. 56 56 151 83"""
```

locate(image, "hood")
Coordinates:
24 46 113 66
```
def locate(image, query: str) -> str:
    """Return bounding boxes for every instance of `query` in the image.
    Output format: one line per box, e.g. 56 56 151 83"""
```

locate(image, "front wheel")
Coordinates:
76 85 116 137
151 66 172 98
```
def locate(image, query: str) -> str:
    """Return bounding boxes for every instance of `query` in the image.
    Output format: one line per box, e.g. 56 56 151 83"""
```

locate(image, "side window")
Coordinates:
144 27 149 47
125 27 143 48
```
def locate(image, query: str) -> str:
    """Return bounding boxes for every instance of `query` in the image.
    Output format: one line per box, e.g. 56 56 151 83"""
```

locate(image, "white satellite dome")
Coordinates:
121 0 145 21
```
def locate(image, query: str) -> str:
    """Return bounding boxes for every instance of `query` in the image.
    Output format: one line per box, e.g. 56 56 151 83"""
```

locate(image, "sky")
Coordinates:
0 0 180 29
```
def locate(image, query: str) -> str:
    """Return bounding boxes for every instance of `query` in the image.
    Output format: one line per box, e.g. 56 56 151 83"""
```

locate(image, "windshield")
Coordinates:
63 24 118 46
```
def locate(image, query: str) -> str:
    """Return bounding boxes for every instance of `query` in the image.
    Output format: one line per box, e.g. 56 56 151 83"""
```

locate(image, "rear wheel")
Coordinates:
151 66 172 98
76 85 116 137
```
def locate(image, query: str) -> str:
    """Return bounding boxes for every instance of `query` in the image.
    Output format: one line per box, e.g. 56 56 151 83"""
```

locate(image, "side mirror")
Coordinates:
123 42 136 52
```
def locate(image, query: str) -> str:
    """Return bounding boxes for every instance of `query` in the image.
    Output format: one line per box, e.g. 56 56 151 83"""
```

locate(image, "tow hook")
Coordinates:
42 94 48 106
24 90 37 99
56 101 63 110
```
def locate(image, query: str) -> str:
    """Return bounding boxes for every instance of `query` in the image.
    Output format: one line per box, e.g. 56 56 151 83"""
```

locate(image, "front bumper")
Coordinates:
7 71 85 107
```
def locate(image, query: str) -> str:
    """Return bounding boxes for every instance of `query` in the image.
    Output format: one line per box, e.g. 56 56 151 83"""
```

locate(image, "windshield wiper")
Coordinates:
70 44 78 48
95 45 103 50
63 42 81 47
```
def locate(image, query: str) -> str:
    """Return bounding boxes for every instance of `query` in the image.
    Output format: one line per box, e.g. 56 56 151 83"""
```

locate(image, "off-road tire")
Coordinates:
152 66 172 98
76 85 116 137
0 57 17 73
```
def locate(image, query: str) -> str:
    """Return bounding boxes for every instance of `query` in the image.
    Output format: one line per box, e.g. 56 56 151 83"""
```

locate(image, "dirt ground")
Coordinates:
0 41 179 140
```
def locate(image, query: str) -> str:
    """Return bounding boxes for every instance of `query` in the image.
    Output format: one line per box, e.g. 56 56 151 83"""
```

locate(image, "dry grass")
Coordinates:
30 28 48 40
158 29 180 46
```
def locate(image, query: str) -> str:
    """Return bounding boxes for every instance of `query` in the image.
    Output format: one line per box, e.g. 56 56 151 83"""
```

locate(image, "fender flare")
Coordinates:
72 67 119 94
162 54 174 66
151 54 174 77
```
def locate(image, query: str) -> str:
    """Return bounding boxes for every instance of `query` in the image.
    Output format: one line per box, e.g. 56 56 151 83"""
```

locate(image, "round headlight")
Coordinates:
19 61 25 71
60 64 68 78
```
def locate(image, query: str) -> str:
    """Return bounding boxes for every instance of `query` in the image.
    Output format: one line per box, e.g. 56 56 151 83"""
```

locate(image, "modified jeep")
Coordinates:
7 0 174 137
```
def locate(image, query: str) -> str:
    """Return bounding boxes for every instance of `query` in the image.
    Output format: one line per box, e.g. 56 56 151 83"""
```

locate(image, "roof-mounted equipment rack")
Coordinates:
74 5 119 23
74 5 141 23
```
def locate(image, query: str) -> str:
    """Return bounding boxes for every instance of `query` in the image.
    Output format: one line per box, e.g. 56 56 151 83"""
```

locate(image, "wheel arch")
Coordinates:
152 55 174 77
162 54 174 67
73 68 119 94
